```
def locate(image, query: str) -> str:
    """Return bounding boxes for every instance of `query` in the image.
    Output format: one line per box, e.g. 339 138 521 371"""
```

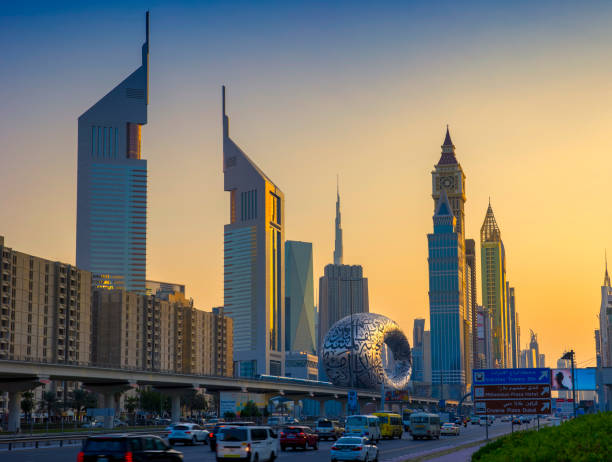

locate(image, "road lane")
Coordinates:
0 421 545 462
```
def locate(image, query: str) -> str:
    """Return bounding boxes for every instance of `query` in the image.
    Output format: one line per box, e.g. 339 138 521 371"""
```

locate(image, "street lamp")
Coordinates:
561 350 577 418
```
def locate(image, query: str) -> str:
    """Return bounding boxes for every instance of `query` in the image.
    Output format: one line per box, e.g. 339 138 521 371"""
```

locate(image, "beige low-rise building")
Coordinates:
92 289 233 377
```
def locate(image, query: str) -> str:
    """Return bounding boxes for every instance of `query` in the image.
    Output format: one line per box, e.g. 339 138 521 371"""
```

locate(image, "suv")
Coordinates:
280 426 318 451
77 435 183 461
167 423 209 445
315 418 339 440
216 426 279 462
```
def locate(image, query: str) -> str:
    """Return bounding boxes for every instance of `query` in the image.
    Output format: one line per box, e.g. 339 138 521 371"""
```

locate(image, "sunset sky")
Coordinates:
2 0 612 368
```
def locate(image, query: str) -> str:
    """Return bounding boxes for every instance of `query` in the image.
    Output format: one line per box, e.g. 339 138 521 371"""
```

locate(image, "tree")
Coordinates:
274 400 290 416
181 390 208 418
21 391 35 424
138 389 170 414
240 400 261 418
39 391 59 422
124 396 139 425
70 389 97 422
223 411 236 420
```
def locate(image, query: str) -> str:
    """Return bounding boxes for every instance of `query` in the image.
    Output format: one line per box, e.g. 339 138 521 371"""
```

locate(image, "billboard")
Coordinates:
551 368 597 391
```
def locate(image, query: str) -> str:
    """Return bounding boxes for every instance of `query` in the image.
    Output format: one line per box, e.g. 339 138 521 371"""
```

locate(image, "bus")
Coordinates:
372 412 403 439
345 415 381 442
409 412 440 440
402 409 414 432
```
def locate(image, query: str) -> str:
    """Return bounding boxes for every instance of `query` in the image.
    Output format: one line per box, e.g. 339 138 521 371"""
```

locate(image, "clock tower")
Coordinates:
431 127 466 241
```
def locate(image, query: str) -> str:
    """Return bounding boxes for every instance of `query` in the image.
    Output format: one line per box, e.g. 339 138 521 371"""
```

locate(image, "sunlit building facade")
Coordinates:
480 203 508 368
222 87 285 377
428 129 470 400
76 14 150 293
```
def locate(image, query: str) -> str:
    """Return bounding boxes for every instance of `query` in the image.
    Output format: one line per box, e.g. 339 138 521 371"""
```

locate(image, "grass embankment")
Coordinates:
472 412 612 462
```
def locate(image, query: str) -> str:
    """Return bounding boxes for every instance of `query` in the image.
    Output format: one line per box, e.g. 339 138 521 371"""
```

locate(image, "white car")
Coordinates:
440 423 460 436
167 422 209 445
216 425 279 462
331 436 379 462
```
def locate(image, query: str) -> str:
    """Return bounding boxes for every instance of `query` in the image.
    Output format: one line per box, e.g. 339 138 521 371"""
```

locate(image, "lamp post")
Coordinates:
561 350 577 418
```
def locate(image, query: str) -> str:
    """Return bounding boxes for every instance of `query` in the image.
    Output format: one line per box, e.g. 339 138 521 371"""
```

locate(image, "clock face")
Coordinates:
440 176 455 189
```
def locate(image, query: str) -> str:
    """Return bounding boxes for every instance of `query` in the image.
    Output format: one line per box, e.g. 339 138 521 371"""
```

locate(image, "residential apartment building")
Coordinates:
0 236 92 365
92 289 233 377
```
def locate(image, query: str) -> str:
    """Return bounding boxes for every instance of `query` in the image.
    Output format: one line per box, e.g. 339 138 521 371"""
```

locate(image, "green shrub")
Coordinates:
471 413 612 462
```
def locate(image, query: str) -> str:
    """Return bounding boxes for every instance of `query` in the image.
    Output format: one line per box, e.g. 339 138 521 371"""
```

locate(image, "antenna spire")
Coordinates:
222 85 229 137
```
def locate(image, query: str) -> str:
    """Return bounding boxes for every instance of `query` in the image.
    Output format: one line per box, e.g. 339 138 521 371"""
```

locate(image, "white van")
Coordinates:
216 426 279 461
345 415 381 443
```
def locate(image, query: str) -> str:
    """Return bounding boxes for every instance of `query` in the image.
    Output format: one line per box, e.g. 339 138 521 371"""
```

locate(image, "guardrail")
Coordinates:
0 429 167 451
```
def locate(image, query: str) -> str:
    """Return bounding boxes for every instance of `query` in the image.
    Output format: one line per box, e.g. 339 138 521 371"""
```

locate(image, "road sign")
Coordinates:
348 390 358 410
473 368 551 385
473 368 552 416
475 399 551 415
473 384 551 400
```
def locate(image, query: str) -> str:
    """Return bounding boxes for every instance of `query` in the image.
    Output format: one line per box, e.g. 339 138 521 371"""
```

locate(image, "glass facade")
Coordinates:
427 193 466 400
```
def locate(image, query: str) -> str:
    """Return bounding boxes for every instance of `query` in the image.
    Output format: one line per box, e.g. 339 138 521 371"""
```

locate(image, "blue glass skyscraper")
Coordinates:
427 189 467 400
76 13 149 293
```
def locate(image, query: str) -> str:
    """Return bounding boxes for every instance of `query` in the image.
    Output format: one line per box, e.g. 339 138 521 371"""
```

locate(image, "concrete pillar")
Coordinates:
103 392 115 429
171 393 181 423
8 391 22 433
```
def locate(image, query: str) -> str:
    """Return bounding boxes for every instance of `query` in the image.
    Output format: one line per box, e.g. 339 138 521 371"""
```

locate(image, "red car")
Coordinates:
280 426 318 451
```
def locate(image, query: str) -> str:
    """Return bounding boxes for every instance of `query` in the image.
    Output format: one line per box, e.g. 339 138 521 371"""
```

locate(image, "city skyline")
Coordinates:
4 2 612 366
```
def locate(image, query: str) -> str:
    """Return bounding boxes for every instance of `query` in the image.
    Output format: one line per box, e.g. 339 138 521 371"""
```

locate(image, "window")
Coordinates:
251 428 267 441
270 192 281 225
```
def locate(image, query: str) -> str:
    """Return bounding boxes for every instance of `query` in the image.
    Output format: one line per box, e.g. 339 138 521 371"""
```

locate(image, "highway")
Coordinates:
0 421 546 462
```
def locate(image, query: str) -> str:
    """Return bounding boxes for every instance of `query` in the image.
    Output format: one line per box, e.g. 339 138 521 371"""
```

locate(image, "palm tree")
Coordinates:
70 389 96 422
21 391 35 424
124 396 139 425
39 391 59 424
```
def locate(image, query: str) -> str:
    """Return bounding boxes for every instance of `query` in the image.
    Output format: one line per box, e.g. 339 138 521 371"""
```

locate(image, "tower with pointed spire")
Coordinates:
333 178 343 265
480 201 509 368
431 126 467 241
599 253 612 371
222 86 286 377
427 189 469 400
76 12 150 293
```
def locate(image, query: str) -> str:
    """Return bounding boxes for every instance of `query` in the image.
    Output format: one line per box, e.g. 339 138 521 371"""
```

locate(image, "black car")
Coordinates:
208 421 255 451
77 435 183 462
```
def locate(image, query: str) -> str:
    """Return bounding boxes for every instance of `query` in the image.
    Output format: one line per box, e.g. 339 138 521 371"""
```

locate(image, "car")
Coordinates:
512 417 521 425
279 425 318 451
216 425 279 462
501 416 512 422
209 422 255 451
167 423 209 445
114 419 128 427
520 416 531 424
315 418 341 440
440 423 460 436
330 436 379 462
77 434 183 461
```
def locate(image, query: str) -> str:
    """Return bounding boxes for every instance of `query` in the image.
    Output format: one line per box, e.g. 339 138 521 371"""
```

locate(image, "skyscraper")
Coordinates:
465 239 477 376
222 86 285 377
76 13 150 293
599 257 612 368
317 264 369 353
480 202 508 368
428 128 470 400
285 241 315 354
506 283 519 368
333 181 343 265
411 319 426 382
428 189 468 400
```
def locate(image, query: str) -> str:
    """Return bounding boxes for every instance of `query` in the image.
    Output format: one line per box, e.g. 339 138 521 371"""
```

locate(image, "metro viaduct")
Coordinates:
0 360 435 432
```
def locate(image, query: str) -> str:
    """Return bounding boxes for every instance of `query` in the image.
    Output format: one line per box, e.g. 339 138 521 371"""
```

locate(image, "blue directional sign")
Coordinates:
473 368 551 386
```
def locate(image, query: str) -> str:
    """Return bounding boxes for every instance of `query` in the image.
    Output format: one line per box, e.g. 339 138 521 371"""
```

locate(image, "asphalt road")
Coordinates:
0 421 545 462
